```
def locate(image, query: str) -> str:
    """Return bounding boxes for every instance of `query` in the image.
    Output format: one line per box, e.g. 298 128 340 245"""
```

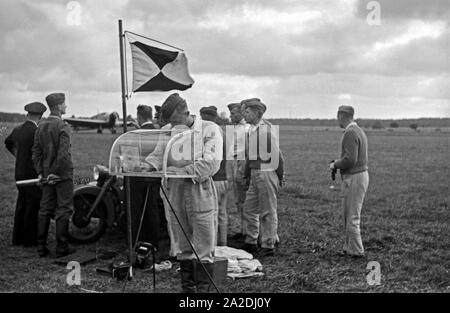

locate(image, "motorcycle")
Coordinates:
69 128 196 244
68 165 126 243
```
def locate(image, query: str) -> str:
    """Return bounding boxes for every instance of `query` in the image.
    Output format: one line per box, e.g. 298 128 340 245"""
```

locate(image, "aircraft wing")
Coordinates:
115 117 139 127
64 118 109 128
116 120 139 128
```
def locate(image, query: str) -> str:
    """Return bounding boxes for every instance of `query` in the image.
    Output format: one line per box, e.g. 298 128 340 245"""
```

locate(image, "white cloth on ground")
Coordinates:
214 246 263 279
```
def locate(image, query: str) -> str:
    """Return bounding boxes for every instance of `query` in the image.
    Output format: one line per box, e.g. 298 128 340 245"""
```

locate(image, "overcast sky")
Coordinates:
0 0 448 119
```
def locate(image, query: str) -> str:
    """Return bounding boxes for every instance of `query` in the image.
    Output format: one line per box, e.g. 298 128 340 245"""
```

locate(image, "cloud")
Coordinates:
0 0 448 118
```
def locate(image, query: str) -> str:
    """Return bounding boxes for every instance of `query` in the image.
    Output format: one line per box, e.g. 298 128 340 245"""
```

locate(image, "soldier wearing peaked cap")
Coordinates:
32 92 76 258
241 98 267 113
4 102 46 247
238 98 285 258
330 105 369 258
24 102 47 115
226 102 250 242
199 106 218 117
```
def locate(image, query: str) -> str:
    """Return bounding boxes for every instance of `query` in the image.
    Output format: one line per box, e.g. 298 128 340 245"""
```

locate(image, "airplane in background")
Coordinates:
64 112 136 134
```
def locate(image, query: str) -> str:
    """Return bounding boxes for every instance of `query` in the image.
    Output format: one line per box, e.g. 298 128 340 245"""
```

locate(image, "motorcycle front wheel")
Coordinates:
68 194 107 243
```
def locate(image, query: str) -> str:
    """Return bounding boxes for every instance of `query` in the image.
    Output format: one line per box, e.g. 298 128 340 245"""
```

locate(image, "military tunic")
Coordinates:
243 119 284 249
32 115 74 222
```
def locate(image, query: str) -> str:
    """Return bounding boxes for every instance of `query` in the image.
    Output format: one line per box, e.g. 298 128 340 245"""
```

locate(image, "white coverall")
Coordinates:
145 117 222 263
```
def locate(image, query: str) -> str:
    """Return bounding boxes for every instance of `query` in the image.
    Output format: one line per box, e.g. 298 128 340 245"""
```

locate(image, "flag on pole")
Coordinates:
129 41 195 92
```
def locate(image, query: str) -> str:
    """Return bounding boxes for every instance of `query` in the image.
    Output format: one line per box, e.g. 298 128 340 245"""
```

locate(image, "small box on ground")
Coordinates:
213 257 228 286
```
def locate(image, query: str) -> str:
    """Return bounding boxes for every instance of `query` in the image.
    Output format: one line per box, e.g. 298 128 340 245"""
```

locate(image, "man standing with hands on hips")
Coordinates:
330 105 369 258
240 98 284 258
226 102 250 242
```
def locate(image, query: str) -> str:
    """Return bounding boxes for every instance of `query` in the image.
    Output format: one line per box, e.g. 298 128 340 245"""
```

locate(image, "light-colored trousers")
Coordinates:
228 159 247 232
161 178 217 263
243 169 279 249
341 171 369 256
161 189 180 257
213 181 229 246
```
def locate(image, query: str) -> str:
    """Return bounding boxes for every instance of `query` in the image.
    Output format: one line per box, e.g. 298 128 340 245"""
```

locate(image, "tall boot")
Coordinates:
180 259 197 293
55 219 76 258
196 261 215 293
37 216 50 257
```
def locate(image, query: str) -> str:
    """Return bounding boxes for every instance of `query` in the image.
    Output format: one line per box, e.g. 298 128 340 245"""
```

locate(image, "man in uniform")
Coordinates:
240 98 284 257
144 93 222 292
129 105 169 260
200 105 228 247
4 102 47 246
330 105 369 258
32 92 75 257
226 102 250 241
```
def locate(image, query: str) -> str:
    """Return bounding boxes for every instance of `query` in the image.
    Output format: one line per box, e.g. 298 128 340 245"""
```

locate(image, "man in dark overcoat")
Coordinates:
4 102 47 246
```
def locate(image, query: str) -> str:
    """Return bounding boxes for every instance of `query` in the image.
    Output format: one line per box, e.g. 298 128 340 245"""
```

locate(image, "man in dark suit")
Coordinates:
130 105 168 260
32 93 75 257
136 105 156 130
4 102 47 246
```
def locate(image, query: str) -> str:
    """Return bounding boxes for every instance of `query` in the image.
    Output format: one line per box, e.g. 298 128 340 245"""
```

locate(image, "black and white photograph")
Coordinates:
0 0 449 300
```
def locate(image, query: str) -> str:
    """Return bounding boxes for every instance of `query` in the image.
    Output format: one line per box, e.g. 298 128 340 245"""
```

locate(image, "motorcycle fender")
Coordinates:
73 184 115 227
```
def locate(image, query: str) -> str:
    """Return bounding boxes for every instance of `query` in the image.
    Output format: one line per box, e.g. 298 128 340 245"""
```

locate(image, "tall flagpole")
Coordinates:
118 19 127 133
118 19 133 280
